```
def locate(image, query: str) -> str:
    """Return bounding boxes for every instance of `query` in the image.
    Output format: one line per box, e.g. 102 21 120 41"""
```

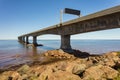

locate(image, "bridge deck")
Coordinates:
19 5 120 37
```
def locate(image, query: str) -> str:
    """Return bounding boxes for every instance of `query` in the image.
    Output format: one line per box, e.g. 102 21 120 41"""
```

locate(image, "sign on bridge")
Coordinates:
64 8 80 16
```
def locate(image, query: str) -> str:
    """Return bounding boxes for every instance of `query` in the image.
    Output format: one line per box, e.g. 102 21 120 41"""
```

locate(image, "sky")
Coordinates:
0 0 120 40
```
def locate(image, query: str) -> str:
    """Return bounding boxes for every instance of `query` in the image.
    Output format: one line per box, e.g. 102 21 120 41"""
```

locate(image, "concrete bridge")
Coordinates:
18 5 120 51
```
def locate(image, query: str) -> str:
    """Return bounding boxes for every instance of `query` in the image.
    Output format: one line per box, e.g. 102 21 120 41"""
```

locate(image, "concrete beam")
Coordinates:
59 12 120 35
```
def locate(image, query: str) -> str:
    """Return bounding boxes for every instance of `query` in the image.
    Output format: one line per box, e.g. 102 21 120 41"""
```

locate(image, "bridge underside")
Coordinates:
18 6 120 52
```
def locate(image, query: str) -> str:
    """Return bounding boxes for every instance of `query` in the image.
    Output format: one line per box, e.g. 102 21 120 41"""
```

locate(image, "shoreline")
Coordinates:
0 49 120 79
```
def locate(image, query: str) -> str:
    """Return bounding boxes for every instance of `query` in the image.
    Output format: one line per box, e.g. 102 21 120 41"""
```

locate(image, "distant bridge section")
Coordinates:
18 5 120 51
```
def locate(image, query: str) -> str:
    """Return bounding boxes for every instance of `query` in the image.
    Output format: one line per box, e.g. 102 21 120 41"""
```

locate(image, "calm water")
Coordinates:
0 40 120 68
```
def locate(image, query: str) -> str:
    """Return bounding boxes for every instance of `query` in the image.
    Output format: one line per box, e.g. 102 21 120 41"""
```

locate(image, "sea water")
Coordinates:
0 40 120 68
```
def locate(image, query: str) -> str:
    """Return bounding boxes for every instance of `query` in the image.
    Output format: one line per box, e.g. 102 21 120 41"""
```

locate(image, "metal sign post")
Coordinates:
60 10 63 24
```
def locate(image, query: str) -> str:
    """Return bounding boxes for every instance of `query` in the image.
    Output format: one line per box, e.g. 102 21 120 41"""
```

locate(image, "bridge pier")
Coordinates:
22 37 25 43
60 35 72 52
33 36 38 46
26 36 29 44
18 37 22 42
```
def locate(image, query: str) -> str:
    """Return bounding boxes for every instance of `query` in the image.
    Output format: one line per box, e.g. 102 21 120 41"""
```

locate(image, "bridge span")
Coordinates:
18 5 120 51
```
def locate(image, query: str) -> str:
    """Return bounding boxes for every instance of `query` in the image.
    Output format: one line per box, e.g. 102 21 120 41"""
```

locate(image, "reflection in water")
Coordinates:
0 40 120 68
0 42 45 69
32 47 37 55
24 45 37 56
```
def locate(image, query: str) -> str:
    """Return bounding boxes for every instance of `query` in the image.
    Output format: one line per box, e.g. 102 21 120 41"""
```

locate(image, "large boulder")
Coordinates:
38 66 53 80
83 65 104 80
83 65 119 80
115 59 120 68
52 61 68 72
17 64 30 75
25 65 46 79
105 52 119 57
44 49 74 59
85 59 94 68
48 70 81 80
0 71 21 80
101 66 119 79
66 62 86 74
72 64 86 75
103 58 116 67
102 52 120 67
104 52 119 60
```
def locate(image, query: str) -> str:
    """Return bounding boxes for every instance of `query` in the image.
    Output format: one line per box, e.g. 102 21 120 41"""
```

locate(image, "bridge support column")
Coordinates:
18 37 22 42
22 37 25 43
60 35 72 52
26 36 29 44
33 36 38 46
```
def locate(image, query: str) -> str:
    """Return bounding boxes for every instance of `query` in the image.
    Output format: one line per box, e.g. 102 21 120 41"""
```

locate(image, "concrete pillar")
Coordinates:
18 37 22 42
26 36 29 44
118 18 120 25
33 36 38 46
22 37 25 43
60 35 72 51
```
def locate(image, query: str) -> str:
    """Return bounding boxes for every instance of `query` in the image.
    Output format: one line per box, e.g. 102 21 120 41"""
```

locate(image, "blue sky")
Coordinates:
0 0 120 40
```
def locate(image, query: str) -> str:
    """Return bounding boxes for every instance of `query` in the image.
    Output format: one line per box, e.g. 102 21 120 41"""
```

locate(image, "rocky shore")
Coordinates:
0 49 120 80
